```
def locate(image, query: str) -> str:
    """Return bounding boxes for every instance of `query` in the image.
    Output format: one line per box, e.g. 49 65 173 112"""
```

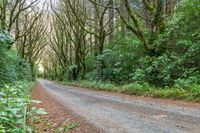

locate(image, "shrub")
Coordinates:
0 30 38 132
89 0 200 88
0 81 34 132
122 83 150 95
95 36 144 84
189 84 200 98
0 31 32 86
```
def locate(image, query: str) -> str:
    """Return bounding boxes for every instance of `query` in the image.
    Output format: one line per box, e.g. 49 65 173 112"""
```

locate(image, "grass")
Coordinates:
56 122 78 133
32 116 78 133
63 80 200 102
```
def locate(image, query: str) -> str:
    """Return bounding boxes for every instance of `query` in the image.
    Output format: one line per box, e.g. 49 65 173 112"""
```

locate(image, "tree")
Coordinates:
69 0 116 78
0 0 39 49
115 0 175 56
109 0 114 42
0 0 38 30
15 6 47 78
49 0 90 80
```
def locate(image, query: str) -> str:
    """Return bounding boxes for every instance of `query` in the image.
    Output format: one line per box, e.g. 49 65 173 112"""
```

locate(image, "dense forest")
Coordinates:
41 0 200 95
42 0 200 88
0 0 200 132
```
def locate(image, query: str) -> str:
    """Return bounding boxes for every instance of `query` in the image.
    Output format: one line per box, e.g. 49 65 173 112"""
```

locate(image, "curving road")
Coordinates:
39 80 200 133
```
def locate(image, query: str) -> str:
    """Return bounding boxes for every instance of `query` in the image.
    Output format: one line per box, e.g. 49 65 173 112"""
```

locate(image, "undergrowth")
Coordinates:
0 81 46 133
64 80 200 102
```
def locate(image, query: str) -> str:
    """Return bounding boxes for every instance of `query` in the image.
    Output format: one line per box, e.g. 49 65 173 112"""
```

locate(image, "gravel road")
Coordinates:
39 80 200 133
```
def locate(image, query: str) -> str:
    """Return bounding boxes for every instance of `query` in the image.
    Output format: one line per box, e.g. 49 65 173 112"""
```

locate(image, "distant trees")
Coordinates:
70 0 116 78
45 0 117 80
17 10 47 78
48 0 89 80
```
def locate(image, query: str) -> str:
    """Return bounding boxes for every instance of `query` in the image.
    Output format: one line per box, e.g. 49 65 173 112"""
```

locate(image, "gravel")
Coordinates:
40 80 200 133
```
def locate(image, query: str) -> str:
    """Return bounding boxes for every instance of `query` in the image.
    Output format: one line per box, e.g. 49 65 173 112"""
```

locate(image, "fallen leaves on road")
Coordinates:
30 83 100 133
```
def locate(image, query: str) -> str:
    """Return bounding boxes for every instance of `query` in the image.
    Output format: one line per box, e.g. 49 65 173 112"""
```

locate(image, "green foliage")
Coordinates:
0 31 32 86
0 30 40 132
121 83 150 95
0 81 34 132
88 0 200 89
148 0 200 86
56 122 78 133
96 36 143 84
66 80 200 101
51 0 200 101
190 84 200 98
63 64 79 81
0 30 13 44
0 81 47 133
67 80 118 92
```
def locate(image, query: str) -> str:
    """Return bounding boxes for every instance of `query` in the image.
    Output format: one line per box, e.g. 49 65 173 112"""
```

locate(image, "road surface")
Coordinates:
39 80 200 133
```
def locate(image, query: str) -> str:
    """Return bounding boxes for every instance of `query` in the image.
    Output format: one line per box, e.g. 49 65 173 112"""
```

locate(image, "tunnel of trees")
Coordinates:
0 0 200 91
40 0 200 88
0 0 200 131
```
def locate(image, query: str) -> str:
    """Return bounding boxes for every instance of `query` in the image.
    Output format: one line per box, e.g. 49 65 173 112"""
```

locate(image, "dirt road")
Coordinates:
39 80 200 133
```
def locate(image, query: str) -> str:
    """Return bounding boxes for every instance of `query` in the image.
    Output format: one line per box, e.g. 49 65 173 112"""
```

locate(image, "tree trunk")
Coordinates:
166 0 175 17
120 0 127 36
0 0 7 30
109 0 114 42
30 62 35 80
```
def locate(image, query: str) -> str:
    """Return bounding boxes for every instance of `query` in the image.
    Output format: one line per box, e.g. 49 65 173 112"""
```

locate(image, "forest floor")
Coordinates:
31 83 101 133
32 79 200 133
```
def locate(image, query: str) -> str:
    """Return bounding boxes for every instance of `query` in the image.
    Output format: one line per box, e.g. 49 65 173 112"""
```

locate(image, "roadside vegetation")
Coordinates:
42 0 200 101
65 80 200 101
0 31 40 132
0 0 46 133
0 0 199 132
